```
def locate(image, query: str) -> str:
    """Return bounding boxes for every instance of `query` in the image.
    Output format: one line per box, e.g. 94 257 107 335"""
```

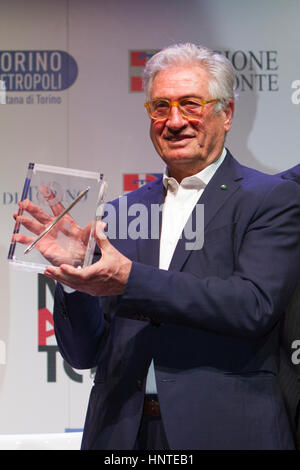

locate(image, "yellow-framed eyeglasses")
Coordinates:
144 97 220 121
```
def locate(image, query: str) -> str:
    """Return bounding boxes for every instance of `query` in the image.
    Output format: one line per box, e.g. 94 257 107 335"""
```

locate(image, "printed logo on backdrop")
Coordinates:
2 184 87 207
129 50 159 92
0 50 78 105
37 274 95 383
129 49 279 93
215 49 279 92
123 173 162 193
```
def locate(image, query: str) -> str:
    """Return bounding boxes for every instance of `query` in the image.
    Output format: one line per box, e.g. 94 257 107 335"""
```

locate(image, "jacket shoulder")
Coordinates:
278 164 300 184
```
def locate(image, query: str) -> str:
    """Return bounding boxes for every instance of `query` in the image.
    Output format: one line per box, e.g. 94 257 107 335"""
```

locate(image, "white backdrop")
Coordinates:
0 0 299 434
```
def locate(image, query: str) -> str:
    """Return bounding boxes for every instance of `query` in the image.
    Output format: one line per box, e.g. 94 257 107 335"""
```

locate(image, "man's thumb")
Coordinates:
95 221 109 245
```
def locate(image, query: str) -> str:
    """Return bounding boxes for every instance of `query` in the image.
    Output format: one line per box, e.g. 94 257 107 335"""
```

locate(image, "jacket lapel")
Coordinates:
168 152 244 272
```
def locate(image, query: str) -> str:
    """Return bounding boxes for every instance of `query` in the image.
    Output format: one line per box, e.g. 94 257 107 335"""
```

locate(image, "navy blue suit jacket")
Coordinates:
278 164 300 447
54 152 300 449
279 164 300 184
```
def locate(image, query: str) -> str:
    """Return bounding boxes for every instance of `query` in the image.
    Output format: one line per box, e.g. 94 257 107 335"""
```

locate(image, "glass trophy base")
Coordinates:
8 163 107 274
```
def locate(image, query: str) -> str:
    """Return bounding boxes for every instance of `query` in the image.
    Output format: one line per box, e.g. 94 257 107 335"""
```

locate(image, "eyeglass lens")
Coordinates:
149 98 204 119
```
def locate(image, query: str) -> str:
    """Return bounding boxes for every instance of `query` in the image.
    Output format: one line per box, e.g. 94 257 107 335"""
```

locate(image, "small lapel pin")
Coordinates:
220 184 227 190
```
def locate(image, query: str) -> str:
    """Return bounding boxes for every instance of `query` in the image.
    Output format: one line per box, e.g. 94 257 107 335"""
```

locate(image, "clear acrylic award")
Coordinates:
8 163 107 273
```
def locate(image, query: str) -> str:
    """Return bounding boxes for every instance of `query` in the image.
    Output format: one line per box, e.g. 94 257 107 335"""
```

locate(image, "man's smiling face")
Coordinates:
149 65 234 182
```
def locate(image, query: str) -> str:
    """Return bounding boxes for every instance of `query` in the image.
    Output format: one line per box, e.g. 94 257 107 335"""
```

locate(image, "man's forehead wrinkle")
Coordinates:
151 67 210 101
151 94 206 101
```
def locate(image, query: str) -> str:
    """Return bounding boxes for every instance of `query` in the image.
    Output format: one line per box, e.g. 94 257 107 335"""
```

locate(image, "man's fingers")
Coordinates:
17 198 83 239
38 185 66 218
80 221 94 245
45 264 77 277
12 233 35 245
95 221 111 248
15 214 45 236
19 199 53 225
38 186 83 229
19 198 74 227
44 263 98 291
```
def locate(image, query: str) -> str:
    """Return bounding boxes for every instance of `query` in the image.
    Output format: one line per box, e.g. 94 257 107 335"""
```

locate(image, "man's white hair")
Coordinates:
143 43 236 112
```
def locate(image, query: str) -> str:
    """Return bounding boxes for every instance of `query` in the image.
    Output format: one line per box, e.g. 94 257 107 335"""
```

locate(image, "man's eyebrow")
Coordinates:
151 95 205 100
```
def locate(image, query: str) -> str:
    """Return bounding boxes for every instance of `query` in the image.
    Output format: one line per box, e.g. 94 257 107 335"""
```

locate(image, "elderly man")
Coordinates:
15 44 300 450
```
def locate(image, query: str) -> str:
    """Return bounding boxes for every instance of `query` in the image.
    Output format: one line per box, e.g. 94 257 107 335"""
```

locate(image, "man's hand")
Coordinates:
13 197 92 267
44 221 132 296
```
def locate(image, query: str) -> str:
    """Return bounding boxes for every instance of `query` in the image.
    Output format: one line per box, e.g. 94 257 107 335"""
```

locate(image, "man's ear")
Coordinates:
223 99 234 132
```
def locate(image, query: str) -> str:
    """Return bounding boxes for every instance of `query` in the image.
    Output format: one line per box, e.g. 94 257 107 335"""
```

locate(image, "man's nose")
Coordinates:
166 104 187 130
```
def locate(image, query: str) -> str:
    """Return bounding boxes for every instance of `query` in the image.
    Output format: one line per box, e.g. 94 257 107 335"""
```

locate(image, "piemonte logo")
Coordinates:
129 48 279 93
129 49 159 92
215 49 279 92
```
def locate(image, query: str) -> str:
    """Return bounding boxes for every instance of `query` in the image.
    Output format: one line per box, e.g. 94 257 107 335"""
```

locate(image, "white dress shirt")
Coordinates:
145 148 227 394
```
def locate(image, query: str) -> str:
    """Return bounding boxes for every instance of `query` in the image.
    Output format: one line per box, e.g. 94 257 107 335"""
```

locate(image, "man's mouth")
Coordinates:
165 135 193 142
